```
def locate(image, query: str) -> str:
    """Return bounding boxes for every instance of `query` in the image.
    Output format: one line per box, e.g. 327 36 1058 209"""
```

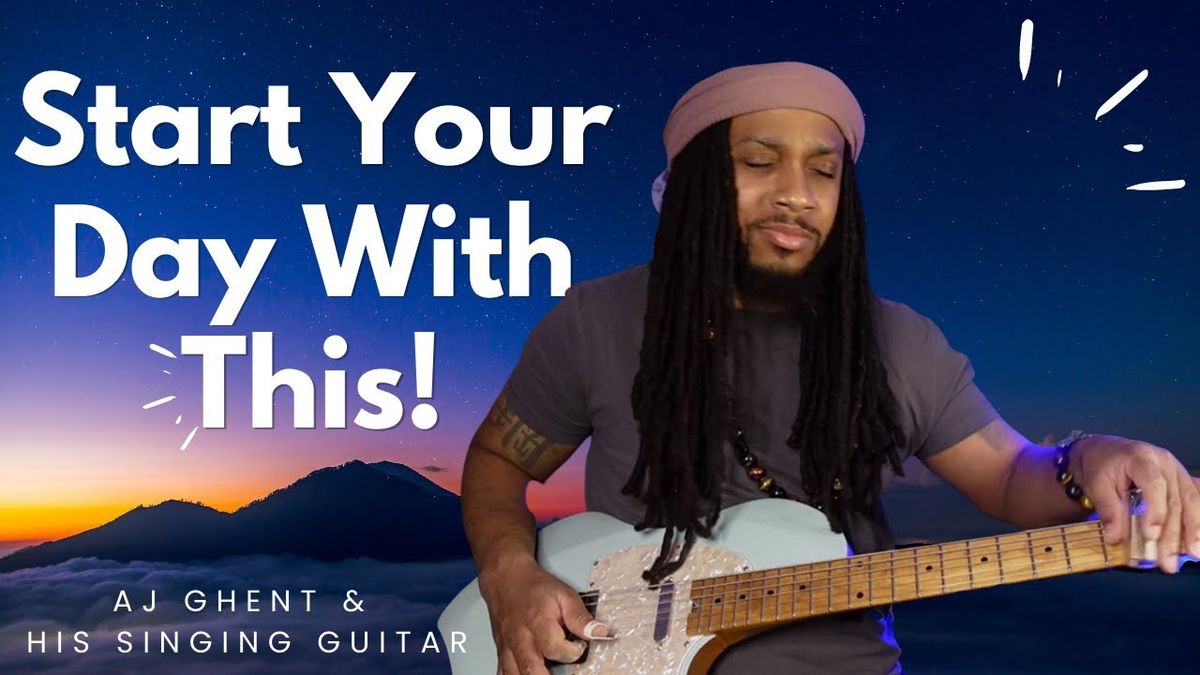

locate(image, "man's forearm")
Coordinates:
462 446 540 584
1001 442 1093 529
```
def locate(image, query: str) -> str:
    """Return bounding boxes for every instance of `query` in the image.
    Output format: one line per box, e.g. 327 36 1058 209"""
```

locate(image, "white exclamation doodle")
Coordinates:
1095 69 1149 120
1019 19 1034 81
410 332 438 430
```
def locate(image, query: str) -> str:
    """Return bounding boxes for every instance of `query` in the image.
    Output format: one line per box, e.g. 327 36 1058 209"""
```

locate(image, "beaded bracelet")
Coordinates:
1054 430 1095 511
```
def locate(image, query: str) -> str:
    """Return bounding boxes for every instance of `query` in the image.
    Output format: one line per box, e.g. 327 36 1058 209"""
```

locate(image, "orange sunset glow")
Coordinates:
0 432 588 543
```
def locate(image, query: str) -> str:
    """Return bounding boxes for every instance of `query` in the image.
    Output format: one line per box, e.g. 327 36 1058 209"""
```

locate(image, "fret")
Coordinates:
939 542 969 592
1030 530 1070 576
823 558 839 613
698 577 715 633
734 572 754 628
868 550 895 605
834 557 852 613
889 550 897 605
805 563 814 618
717 573 736 631
747 571 762 627
731 573 743 629
786 565 804 621
868 554 878 607
847 557 870 609
1060 528 1073 573
689 578 702 633
751 570 768 626
937 544 947 594
828 558 849 613
914 545 941 598
763 568 782 623
808 560 831 617
993 535 1005 582
1026 530 1039 577
891 548 918 602
966 540 975 588
965 537 1003 588
995 533 1033 581
745 570 758 628
912 546 921 599
1061 523 1111 570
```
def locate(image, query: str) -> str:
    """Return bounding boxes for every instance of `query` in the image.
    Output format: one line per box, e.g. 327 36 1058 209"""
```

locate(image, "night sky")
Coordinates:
1 1 1197 542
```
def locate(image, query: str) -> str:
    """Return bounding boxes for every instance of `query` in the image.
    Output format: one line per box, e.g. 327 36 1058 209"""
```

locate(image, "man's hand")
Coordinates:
1072 435 1200 573
480 557 611 675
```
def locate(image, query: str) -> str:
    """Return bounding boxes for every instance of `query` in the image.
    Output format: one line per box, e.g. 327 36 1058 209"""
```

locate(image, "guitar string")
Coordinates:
573 522 1106 605
580 531 1107 616
579 555 1109 633
575 526 1108 613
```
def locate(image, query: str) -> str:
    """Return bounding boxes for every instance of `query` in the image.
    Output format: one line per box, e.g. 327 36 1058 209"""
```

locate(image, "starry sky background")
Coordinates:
1 1 1197 543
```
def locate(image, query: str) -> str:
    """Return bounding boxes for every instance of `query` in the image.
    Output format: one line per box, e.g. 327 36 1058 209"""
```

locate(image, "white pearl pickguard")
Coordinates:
571 543 748 674
439 499 848 674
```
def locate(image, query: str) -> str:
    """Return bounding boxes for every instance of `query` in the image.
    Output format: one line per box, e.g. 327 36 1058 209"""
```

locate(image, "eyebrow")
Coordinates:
734 135 840 158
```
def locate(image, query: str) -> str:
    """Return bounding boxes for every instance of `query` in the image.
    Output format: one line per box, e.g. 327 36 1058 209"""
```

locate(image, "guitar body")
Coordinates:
438 500 848 674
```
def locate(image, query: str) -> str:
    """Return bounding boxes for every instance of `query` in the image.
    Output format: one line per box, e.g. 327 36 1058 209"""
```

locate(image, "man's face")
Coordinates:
730 108 845 277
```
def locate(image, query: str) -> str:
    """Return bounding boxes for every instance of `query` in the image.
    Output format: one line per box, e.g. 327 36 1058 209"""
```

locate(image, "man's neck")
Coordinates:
732 292 790 313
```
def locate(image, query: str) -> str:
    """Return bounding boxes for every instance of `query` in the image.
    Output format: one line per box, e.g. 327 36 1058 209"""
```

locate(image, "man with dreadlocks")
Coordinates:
461 62 1200 674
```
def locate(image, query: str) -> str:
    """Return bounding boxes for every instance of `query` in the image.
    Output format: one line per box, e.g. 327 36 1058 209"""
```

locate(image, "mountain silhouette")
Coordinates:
0 460 469 573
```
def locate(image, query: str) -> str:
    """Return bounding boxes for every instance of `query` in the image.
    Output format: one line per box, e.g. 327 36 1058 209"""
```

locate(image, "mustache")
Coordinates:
747 216 821 239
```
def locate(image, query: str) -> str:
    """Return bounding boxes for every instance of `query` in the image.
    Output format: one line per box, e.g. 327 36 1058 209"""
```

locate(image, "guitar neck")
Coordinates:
686 520 1126 635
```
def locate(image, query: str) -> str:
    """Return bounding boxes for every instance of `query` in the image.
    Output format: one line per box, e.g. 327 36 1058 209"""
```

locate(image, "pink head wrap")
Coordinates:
651 62 866 212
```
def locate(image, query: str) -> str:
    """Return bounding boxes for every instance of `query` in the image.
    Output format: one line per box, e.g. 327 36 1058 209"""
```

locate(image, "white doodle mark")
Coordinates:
1096 69 1149 120
1126 179 1185 191
143 395 176 410
1019 20 1034 81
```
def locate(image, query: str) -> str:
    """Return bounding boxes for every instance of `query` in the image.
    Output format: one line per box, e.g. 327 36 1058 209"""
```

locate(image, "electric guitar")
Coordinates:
438 493 1177 673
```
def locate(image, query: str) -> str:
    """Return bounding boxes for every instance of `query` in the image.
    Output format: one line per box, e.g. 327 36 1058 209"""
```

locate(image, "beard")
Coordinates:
734 223 842 313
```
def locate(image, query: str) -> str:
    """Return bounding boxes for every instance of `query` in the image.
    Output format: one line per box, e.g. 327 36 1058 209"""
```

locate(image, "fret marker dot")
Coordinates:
925 565 933 571
738 594 746 600
856 592 864 599
767 590 774 595
799 584 807 590
1045 546 1053 552
981 556 989 562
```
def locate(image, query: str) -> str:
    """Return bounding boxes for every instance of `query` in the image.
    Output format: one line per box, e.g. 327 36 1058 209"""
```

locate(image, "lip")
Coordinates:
756 223 815 251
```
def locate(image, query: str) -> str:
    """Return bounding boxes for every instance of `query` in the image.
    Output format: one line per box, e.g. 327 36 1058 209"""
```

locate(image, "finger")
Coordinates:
499 648 521 675
541 635 586 664
1093 483 1128 546
511 634 551 675
556 591 603 639
1126 448 1170 542
530 618 579 664
1156 465 1182 573
582 619 616 641
1179 472 1200 559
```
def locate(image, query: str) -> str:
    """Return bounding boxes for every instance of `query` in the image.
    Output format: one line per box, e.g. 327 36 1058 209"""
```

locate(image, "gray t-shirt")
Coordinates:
503 264 998 674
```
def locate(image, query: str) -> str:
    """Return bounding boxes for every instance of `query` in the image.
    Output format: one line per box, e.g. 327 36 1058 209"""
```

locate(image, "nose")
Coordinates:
771 163 816 211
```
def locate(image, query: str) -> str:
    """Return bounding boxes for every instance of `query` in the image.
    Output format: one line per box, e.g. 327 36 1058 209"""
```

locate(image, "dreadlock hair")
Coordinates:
624 119 908 585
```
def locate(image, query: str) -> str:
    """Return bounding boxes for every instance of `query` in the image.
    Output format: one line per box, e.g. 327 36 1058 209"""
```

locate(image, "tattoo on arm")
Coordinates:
479 395 576 479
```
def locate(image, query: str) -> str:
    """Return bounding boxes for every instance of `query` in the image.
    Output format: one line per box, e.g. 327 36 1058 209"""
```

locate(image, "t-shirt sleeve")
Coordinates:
500 287 594 446
879 301 1000 461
